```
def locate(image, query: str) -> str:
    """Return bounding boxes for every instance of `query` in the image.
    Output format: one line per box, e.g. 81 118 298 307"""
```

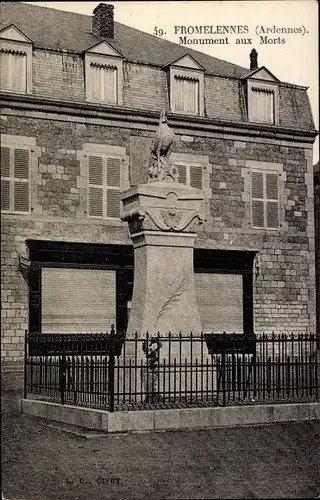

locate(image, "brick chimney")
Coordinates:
250 49 258 70
92 3 114 39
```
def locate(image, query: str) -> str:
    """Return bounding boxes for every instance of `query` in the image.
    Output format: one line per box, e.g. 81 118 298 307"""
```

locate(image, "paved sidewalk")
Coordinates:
1 388 320 500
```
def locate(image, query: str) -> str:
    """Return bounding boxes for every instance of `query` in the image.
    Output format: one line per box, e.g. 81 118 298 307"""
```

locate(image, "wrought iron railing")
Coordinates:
24 330 318 412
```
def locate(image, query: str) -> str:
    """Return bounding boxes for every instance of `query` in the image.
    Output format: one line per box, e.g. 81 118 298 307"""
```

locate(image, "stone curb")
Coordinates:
20 399 320 434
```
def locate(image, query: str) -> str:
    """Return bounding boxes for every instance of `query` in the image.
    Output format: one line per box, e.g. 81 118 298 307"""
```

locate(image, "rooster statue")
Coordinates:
148 110 179 182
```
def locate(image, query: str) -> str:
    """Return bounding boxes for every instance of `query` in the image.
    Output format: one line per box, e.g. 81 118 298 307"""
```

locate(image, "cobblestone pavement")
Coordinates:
1 388 320 500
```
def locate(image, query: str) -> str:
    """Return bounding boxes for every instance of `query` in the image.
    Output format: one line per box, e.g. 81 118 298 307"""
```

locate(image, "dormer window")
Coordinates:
0 25 33 94
248 80 278 124
173 75 199 114
84 41 123 105
168 55 204 116
89 62 118 103
0 48 27 93
244 58 279 126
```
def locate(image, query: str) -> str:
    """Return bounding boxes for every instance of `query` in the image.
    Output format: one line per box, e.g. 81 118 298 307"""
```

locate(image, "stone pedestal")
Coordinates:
121 182 204 337
119 181 212 403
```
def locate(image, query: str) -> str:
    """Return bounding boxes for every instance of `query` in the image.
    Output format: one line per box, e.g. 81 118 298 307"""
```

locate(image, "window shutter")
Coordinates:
12 53 27 93
190 165 203 189
252 200 264 228
174 76 199 114
106 158 120 187
13 148 29 212
88 156 103 217
251 88 274 124
0 51 10 91
176 165 187 184
1 147 10 177
266 173 278 200
267 202 279 229
14 182 29 212
1 180 10 211
251 171 264 199
14 149 29 179
107 190 121 218
0 51 27 93
102 66 117 104
251 171 264 228
266 173 279 228
106 157 121 218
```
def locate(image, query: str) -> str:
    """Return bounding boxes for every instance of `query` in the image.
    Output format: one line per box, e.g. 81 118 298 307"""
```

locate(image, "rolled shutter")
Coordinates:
176 165 187 184
190 165 202 189
42 268 117 333
88 156 103 217
194 273 243 333
251 171 264 228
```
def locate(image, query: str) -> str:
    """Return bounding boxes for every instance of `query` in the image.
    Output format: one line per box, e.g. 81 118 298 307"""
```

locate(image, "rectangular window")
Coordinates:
42 268 116 333
251 171 279 229
172 75 199 114
250 87 275 124
174 163 203 189
88 63 117 103
0 49 27 93
88 155 121 219
1 146 30 213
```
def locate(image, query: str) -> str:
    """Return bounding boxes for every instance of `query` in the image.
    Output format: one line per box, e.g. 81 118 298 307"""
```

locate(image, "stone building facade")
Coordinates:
314 162 320 338
0 2 317 369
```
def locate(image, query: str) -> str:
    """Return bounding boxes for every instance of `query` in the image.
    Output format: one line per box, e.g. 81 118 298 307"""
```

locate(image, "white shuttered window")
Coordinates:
251 171 279 229
42 268 116 333
173 75 199 114
0 49 27 93
195 273 243 333
89 63 117 103
174 164 203 189
1 146 30 213
88 155 121 219
250 87 275 124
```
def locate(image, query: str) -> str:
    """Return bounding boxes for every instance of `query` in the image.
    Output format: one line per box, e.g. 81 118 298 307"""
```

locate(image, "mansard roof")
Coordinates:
0 1 248 78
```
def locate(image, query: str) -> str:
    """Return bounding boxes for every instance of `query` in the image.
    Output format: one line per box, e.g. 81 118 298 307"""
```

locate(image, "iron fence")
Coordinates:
24 330 318 412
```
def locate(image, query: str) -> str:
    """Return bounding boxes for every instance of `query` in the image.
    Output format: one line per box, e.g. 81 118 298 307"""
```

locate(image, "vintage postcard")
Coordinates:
1 1 319 499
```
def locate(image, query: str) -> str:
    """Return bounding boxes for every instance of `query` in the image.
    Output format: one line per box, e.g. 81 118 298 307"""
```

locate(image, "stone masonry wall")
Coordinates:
28 49 314 129
33 51 84 101
0 113 316 362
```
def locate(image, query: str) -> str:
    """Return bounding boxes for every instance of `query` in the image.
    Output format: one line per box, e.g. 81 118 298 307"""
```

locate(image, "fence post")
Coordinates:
108 324 115 412
24 330 28 400
59 337 66 405
59 354 66 405
222 332 226 407
316 347 319 401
